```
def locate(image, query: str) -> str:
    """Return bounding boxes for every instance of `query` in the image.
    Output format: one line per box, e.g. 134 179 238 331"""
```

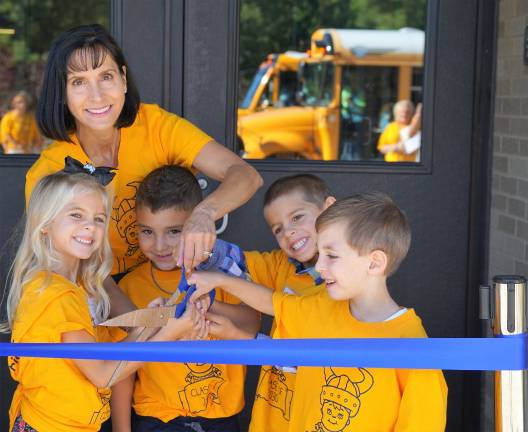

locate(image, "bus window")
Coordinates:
340 66 399 161
411 67 424 106
240 64 271 109
277 70 300 107
257 76 273 109
301 62 335 107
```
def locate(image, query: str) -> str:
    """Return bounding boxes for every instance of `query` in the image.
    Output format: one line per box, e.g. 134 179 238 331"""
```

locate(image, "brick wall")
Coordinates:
485 1 528 430
489 0 528 279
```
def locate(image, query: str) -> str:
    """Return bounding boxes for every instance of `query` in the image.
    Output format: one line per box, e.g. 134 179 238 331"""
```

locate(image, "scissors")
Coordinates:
100 270 216 328
99 239 247 386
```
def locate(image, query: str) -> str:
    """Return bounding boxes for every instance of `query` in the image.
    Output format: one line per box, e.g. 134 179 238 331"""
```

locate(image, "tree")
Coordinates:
0 0 108 111
239 0 427 96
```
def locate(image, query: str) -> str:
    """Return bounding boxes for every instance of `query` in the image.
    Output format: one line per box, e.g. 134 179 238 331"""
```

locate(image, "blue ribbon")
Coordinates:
1 336 526 371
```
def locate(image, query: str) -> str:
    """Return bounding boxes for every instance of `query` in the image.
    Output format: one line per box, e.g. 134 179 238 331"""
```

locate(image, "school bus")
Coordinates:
237 28 425 160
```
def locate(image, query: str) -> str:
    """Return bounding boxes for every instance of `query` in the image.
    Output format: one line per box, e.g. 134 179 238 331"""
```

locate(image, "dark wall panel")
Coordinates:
183 0 238 146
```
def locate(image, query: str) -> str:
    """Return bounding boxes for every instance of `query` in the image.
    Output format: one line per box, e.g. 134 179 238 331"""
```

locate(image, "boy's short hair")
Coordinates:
316 192 411 276
136 165 202 212
263 174 332 208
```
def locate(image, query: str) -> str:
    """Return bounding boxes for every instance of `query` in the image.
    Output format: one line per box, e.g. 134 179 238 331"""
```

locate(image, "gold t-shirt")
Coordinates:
245 249 324 432
9 272 113 432
25 103 212 274
377 121 417 162
0 110 39 153
272 290 448 432
119 262 246 421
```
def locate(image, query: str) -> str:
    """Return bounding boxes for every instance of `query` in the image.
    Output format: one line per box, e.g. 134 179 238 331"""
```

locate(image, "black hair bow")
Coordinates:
62 156 117 186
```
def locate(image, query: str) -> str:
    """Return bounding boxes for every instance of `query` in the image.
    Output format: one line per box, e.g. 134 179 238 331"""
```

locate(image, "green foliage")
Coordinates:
0 0 109 110
239 0 427 91
0 0 109 56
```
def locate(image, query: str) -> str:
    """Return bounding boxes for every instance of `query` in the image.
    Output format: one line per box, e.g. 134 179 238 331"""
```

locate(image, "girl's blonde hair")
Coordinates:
1 172 113 332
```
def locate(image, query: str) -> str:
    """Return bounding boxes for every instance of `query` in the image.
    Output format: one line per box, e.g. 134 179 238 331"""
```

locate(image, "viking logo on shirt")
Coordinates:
255 366 294 420
310 367 374 432
112 181 145 273
178 363 225 414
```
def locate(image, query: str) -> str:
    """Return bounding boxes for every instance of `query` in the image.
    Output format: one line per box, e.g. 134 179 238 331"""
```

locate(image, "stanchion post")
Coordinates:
487 275 527 432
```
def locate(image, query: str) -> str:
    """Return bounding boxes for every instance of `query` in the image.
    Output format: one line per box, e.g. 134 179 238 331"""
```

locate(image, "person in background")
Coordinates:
377 100 420 162
1 91 42 154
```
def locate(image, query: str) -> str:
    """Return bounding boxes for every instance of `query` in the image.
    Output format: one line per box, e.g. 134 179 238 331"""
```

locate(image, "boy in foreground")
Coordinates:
190 192 448 431
113 165 259 432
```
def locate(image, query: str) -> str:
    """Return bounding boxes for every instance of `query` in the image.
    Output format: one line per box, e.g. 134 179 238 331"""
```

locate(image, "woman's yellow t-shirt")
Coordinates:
25 104 212 274
119 262 246 421
8 272 113 432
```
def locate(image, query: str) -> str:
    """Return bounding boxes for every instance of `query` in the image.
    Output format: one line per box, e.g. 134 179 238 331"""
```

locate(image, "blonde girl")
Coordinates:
3 172 202 432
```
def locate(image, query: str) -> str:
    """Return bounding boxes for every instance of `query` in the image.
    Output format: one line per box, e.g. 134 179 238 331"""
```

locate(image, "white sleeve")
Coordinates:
400 125 412 141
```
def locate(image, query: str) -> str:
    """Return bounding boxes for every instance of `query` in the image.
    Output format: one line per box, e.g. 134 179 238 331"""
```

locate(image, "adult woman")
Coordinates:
377 100 420 163
26 24 262 314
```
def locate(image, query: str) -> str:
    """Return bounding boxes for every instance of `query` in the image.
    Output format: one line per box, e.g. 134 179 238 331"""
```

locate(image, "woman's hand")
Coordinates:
177 206 216 271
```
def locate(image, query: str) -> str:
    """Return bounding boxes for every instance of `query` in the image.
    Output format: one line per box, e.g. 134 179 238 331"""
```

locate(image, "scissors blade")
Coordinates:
99 305 177 328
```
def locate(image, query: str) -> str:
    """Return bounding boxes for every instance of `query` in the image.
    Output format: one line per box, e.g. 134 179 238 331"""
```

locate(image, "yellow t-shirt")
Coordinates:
245 250 324 432
8 272 113 432
377 121 417 162
272 290 448 432
119 262 246 421
25 103 212 274
0 110 39 153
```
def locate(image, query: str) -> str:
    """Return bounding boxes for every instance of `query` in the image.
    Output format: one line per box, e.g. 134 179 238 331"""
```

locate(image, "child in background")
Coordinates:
1 91 41 154
113 165 259 432
190 192 448 431
2 172 201 432
244 174 335 432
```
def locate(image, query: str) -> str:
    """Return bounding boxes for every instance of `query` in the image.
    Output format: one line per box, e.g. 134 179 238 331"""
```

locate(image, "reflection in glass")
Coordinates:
0 1 109 155
0 91 41 154
238 1 426 162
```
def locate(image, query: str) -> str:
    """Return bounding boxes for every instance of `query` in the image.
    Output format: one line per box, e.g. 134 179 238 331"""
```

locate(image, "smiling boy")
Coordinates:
113 165 259 432
243 174 335 432
190 192 447 431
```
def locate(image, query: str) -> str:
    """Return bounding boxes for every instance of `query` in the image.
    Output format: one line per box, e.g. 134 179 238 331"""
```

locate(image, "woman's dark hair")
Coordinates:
37 24 140 142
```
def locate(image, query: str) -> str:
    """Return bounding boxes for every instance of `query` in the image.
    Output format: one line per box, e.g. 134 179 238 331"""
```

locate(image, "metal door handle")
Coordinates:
216 214 229 235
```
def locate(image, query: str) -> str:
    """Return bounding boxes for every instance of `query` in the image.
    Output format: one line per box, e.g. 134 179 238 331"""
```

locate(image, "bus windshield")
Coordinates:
240 64 271 109
300 62 335 107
